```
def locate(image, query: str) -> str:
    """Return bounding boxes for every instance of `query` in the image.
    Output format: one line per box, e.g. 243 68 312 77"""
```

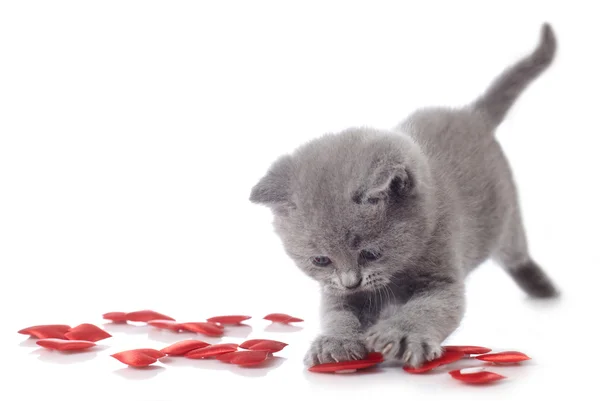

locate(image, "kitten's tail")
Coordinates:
472 23 556 128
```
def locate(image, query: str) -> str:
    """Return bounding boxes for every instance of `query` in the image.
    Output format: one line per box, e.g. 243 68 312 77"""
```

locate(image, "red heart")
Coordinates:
308 352 384 373
403 350 465 374
185 343 238 359
125 310 175 322
443 346 491 355
111 350 160 367
180 322 224 337
247 340 288 353
224 350 270 366
64 324 112 342
161 340 211 356
18 325 71 339
206 315 251 325
263 313 303 323
475 351 530 364
148 320 183 331
36 339 96 351
449 368 506 384
132 348 166 359
102 312 128 322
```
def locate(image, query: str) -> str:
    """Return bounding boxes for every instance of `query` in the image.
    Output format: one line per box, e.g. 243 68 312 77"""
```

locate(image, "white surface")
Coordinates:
1 1 598 400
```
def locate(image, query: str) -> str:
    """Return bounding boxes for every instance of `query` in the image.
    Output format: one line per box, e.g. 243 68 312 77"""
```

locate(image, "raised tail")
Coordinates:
473 23 556 127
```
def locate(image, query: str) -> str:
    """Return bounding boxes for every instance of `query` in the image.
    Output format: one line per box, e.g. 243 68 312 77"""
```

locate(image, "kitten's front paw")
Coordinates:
303 335 368 366
365 322 442 367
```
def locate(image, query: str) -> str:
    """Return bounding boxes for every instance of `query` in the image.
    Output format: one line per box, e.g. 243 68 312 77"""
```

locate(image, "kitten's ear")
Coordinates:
249 155 295 209
361 165 413 204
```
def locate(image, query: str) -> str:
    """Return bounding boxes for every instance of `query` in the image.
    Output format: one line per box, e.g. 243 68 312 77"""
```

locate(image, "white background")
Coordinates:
1 1 598 400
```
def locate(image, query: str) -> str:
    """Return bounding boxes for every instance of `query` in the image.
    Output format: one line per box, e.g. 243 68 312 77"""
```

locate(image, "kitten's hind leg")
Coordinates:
493 209 559 298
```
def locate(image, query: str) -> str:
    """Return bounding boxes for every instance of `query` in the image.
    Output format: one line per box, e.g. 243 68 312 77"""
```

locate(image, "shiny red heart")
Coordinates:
475 351 530 364
111 349 164 367
449 368 506 384
64 324 111 342
102 312 128 322
219 350 270 366
247 340 288 353
125 310 175 322
206 315 251 325
36 338 96 351
403 350 465 373
161 340 211 356
180 322 224 337
18 325 71 339
308 352 384 373
263 313 303 323
443 345 491 355
147 320 184 331
184 343 238 359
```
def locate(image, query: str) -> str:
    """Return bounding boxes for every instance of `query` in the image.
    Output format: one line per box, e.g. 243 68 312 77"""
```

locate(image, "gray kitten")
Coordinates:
249 24 559 367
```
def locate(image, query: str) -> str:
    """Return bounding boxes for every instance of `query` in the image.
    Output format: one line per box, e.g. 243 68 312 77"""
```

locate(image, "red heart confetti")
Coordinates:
215 351 240 363
449 368 506 384
125 310 175 322
475 351 530 364
161 340 211 356
403 350 465 374
308 352 384 373
263 313 303 324
18 325 71 339
102 312 128 322
64 324 112 342
247 340 288 353
180 322 224 337
147 320 184 331
443 346 492 355
226 350 271 366
132 348 166 359
111 350 159 367
185 343 239 359
36 339 97 351
206 315 251 325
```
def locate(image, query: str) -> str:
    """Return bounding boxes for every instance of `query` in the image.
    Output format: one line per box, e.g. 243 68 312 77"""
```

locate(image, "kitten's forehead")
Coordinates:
283 129 396 251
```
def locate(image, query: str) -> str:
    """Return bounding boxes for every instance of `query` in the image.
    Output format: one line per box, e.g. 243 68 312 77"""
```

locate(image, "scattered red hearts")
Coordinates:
308 352 384 373
185 343 239 359
449 368 506 384
37 339 97 351
403 350 465 374
111 348 164 367
263 313 303 324
219 350 270 366
207 315 251 325
246 340 288 353
147 320 184 332
180 322 224 337
161 340 211 356
64 324 112 342
102 312 128 322
18 324 71 339
124 310 175 323
475 351 531 364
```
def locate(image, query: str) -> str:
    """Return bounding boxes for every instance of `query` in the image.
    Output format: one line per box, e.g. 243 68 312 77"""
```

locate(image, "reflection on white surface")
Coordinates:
264 323 304 333
31 347 106 364
113 365 166 380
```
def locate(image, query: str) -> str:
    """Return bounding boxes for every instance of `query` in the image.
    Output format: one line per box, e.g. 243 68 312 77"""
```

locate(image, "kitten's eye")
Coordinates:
359 249 381 262
311 256 332 267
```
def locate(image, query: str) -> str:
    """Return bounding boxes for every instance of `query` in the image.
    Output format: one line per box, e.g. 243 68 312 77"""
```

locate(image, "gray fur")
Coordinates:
250 23 559 367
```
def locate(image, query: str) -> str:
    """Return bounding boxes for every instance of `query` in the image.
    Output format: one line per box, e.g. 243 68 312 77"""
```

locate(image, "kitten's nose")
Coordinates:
344 278 362 290
339 271 362 289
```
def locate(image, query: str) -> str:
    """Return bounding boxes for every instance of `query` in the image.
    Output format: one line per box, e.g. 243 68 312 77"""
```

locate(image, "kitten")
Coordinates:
249 24 559 367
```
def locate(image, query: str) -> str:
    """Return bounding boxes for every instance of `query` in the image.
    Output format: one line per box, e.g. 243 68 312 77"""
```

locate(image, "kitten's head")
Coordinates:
250 128 435 296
